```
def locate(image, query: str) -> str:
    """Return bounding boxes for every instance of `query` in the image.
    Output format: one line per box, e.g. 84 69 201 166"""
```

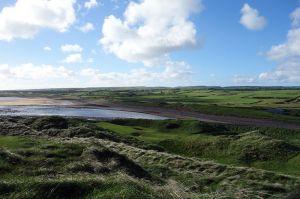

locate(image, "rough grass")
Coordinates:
0 116 300 198
97 119 300 176
1 176 172 199
69 137 300 199
30 116 69 130
0 135 170 199
1 134 299 198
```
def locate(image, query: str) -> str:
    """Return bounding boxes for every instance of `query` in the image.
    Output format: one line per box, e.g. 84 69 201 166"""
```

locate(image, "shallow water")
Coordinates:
0 106 168 120
0 97 22 101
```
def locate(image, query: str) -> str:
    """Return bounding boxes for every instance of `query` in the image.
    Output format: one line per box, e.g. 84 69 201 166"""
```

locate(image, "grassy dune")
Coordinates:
97 119 300 176
0 116 300 198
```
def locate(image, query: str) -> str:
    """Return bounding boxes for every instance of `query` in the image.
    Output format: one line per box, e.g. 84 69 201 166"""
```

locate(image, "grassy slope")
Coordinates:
1 135 300 199
1 116 300 198
97 119 300 176
0 136 171 199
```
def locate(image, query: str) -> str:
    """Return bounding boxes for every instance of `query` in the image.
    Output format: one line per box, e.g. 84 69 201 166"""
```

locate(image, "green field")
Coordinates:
3 87 299 123
84 88 300 123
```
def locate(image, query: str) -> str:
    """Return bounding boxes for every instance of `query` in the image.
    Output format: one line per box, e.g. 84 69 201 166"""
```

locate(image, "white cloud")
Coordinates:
261 7 300 83
61 44 83 53
62 53 83 63
43 46 52 51
0 63 73 80
233 75 255 84
267 28 300 61
0 63 77 90
87 58 94 63
0 60 191 89
78 22 95 33
91 49 97 55
259 61 300 83
291 7 300 27
240 3 267 31
80 61 192 87
161 61 192 80
0 0 76 41
84 0 98 10
100 0 202 66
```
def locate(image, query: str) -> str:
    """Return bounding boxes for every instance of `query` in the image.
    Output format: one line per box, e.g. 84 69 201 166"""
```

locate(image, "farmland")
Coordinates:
2 87 299 123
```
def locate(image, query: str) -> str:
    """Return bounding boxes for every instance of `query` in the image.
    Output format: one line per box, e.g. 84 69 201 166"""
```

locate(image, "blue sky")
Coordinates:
0 0 299 89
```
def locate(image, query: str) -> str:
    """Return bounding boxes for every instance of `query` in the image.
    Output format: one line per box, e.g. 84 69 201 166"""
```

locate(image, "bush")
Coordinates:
31 116 69 130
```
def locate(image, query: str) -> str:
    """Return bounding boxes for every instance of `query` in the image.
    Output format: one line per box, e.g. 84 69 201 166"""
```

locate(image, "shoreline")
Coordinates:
0 96 299 130
88 103 300 130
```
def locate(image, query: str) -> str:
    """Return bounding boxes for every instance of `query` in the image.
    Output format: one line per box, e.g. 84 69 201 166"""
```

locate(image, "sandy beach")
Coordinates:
0 97 74 106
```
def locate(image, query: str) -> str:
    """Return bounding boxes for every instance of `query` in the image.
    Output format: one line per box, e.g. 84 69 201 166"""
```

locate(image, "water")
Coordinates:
0 97 22 101
266 108 287 115
0 106 168 120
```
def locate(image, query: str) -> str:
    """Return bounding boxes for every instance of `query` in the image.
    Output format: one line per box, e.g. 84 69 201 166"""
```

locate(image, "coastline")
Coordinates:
0 96 299 130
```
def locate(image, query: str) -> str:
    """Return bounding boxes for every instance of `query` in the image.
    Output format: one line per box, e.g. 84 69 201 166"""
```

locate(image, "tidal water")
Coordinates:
0 106 168 120
0 97 22 101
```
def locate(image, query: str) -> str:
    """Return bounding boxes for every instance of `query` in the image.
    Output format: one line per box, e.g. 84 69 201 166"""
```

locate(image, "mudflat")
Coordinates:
0 96 299 130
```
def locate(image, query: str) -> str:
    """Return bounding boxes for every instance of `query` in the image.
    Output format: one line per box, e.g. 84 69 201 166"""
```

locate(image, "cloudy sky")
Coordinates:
0 0 299 90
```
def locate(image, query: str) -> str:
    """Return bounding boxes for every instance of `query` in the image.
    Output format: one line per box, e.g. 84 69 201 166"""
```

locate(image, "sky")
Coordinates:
0 0 300 90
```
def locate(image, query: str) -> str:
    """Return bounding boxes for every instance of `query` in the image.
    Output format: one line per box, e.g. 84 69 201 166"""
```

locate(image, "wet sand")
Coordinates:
75 98 300 130
0 97 74 106
93 103 300 130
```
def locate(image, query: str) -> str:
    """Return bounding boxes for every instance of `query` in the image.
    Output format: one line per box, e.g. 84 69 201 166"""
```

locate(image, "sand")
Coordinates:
0 97 74 106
